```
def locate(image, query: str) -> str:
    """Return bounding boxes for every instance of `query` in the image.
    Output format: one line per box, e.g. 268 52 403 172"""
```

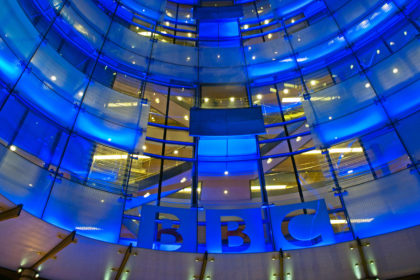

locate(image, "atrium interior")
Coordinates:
0 0 419 279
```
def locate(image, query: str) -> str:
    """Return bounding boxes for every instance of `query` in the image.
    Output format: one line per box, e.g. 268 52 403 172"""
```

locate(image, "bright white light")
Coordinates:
256 94 263 100
177 96 183 101
365 83 371 88
138 31 152 37
251 185 287 191
50 75 57 81
180 177 187 183
9 145 16 151
310 80 317 86
224 190 228 195
93 154 150 160
392 68 398 74
184 115 189 121
303 148 363 154
144 192 150 198
330 218 373 224
381 3 391 12
204 98 209 103
224 170 229 175
94 155 126 160
179 187 201 193
75 226 102 230
229 97 235 102
283 89 289 94
107 138 112 142
267 158 272 164
282 97 302 103
107 102 138 107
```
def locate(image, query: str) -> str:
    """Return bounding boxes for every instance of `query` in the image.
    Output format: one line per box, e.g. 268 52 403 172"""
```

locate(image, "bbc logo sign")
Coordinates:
138 200 336 253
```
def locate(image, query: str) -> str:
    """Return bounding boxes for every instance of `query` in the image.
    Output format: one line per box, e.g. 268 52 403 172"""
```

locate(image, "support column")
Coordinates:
193 251 210 280
0 204 23 221
114 244 133 280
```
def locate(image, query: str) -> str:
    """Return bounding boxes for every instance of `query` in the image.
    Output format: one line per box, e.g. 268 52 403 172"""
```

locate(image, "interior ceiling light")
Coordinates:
251 185 287 191
330 218 374 224
303 148 364 154
282 97 302 103
93 154 150 160
107 102 138 107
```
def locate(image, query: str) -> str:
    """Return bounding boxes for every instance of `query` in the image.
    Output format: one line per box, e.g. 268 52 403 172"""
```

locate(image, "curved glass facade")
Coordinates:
0 0 419 253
